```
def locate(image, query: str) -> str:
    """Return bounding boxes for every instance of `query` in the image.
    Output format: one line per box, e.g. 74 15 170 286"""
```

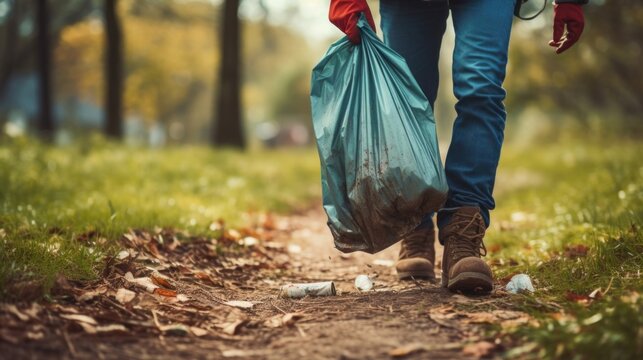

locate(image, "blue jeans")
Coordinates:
380 0 514 236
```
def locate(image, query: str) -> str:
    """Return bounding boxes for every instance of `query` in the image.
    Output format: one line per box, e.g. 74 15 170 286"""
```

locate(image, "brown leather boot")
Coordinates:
439 207 493 293
395 227 436 280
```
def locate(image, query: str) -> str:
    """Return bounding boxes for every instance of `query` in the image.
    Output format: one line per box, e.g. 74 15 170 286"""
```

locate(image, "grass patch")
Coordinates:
487 141 642 359
0 136 320 298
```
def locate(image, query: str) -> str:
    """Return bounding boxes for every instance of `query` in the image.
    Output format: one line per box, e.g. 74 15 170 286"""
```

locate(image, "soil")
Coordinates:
0 207 527 360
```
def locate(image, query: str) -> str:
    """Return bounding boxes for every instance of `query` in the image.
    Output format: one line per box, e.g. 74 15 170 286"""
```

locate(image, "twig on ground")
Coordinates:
62 329 77 358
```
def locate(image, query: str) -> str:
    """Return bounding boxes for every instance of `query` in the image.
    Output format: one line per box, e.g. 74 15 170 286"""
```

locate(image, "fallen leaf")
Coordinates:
224 300 254 309
563 244 589 259
177 294 190 302
117 250 130 260
61 314 98 325
566 291 591 304
190 326 208 337
96 324 128 334
151 272 174 289
76 286 107 302
465 312 498 324
264 313 304 328
154 288 177 297
218 320 245 335
26 331 44 340
389 343 427 357
462 341 495 359
450 294 475 304
3 304 29 321
588 287 602 300
115 288 136 304
124 272 159 293
159 324 190 336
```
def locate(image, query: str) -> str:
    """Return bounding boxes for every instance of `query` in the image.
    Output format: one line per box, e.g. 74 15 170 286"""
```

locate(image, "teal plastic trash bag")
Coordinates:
310 16 448 254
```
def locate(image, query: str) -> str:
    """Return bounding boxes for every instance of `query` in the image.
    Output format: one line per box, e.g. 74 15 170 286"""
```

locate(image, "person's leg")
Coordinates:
437 0 514 293
380 0 449 231
379 0 449 110
380 0 449 280
437 0 515 230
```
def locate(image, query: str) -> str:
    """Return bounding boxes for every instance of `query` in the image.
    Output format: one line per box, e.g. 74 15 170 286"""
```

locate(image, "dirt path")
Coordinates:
1 207 526 359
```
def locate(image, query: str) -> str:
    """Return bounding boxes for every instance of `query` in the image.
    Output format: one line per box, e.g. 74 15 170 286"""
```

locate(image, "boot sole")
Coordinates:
397 270 436 281
447 272 493 294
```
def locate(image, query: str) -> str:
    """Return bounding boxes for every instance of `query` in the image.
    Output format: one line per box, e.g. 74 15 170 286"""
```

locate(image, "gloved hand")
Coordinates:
548 3 585 54
329 0 376 44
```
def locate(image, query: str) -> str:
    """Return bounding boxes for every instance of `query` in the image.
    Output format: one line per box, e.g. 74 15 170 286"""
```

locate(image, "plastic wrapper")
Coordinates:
310 15 447 254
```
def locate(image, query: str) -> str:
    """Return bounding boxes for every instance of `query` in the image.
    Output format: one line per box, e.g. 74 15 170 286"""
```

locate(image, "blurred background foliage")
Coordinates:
0 0 640 148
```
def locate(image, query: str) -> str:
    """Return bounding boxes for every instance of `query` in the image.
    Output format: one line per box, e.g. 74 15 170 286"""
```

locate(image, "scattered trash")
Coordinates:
355 275 374 291
505 274 535 294
280 282 336 298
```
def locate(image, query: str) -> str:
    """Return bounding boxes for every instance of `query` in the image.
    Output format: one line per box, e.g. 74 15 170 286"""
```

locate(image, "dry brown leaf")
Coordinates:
264 313 304 328
224 300 254 309
115 288 136 304
151 272 174 289
61 314 98 325
450 294 475 304
95 324 128 334
124 272 159 293
4 304 29 321
154 288 178 297
26 331 44 340
190 326 208 337
76 286 107 302
466 312 498 324
462 341 495 359
389 343 427 357
219 320 245 335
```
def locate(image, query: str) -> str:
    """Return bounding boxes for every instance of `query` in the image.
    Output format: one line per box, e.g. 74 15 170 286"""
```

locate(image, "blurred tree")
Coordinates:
212 0 244 148
506 0 643 136
0 0 94 97
36 0 53 140
104 0 123 138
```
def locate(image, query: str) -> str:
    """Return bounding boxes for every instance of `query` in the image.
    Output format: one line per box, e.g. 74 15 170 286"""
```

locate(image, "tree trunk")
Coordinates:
36 0 53 141
104 0 123 139
212 0 244 148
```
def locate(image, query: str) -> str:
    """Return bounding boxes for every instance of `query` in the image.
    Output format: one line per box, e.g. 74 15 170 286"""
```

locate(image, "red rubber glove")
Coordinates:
548 4 585 54
329 0 376 44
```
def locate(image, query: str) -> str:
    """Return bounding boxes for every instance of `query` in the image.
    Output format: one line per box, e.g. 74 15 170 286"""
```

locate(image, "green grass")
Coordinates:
486 141 643 359
1 136 641 357
0 136 321 297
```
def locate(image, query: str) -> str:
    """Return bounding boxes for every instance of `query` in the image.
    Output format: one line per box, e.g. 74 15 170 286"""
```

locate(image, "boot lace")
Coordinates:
447 212 487 263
